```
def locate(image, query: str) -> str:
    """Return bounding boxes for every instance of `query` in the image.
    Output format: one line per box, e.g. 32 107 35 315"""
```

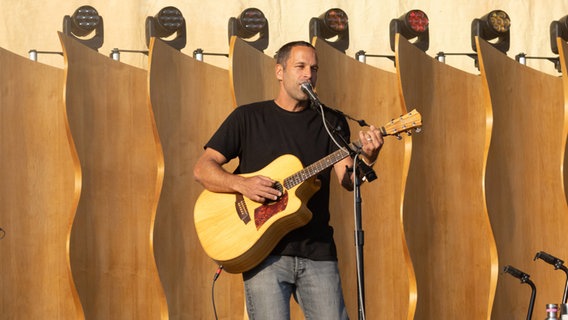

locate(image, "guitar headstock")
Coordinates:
380 109 422 139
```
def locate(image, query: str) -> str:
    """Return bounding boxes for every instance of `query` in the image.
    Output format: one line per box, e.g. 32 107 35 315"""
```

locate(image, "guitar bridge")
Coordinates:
235 194 251 224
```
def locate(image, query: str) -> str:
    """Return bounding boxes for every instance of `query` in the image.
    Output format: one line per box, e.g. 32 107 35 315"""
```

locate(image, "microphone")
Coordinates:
503 265 537 320
503 265 531 282
534 251 565 269
300 82 322 108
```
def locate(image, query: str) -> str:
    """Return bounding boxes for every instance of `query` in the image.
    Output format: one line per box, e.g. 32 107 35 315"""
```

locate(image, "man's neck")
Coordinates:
274 97 309 112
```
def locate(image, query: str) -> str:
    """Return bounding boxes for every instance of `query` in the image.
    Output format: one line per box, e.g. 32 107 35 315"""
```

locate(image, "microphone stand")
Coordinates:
534 251 568 304
307 96 376 320
352 154 367 320
338 135 376 320
503 265 537 320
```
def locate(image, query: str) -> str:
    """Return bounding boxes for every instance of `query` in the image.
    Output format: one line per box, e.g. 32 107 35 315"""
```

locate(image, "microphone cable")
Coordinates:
211 265 224 320
301 82 346 152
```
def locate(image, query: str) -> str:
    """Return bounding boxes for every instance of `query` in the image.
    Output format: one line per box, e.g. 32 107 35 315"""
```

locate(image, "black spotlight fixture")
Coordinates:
471 10 511 53
550 15 568 54
389 9 429 52
309 8 349 53
228 8 269 52
145 6 186 50
63 5 104 51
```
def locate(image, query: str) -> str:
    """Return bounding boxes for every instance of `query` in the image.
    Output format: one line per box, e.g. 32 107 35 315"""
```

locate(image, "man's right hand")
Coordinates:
237 175 282 203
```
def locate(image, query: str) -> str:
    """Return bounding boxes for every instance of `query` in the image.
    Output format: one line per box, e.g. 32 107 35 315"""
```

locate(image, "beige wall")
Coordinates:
1 1 566 74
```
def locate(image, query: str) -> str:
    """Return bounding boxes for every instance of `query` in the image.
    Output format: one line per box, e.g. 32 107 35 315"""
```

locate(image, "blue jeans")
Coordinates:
243 255 349 320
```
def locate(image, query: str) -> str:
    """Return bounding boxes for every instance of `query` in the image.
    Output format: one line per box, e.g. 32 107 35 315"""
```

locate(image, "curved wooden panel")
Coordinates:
0 47 84 319
397 35 497 319
478 37 568 319
149 38 245 319
59 33 168 319
229 36 279 106
314 38 416 320
560 39 568 211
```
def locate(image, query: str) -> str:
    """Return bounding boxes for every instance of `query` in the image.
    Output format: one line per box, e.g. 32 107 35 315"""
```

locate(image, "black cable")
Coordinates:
211 265 223 320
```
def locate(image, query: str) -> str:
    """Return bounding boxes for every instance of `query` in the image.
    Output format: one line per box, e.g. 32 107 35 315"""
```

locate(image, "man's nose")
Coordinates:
303 67 313 79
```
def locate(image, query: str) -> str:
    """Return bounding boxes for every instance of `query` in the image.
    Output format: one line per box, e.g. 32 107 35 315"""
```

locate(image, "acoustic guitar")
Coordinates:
194 110 422 273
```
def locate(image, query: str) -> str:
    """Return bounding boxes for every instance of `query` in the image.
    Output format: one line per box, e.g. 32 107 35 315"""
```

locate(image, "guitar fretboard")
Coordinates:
283 146 351 190
280 109 422 190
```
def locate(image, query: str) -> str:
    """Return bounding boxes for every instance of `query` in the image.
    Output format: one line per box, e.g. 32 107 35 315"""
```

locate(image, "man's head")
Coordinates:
275 41 319 108
275 41 316 69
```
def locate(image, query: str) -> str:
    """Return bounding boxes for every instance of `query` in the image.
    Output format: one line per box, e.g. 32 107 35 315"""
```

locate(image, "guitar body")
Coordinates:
194 154 320 273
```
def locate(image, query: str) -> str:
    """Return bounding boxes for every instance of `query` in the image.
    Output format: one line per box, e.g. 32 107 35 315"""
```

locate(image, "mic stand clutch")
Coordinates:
355 152 377 183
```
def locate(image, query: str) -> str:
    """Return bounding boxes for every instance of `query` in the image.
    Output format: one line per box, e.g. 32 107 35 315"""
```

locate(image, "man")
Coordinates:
193 41 383 319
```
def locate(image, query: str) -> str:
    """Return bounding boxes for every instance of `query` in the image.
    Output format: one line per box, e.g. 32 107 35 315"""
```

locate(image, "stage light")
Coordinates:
389 9 429 52
511 15 563 72
550 15 568 54
309 8 349 53
228 8 269 52
471 10 511 53
145 6 186 50
63 5 104 51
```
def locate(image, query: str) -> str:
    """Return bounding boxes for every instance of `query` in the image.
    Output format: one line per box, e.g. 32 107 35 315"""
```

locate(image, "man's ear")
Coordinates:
275 64 283 81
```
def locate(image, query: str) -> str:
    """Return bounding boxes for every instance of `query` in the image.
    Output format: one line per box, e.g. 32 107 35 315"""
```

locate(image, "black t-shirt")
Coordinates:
205 100 350 261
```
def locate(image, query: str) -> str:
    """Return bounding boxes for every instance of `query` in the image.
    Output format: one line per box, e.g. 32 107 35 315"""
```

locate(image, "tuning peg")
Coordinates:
395 134 402 140
415 127 422 133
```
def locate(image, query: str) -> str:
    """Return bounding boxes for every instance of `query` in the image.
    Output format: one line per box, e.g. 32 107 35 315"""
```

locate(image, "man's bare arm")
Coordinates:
193 148 281 203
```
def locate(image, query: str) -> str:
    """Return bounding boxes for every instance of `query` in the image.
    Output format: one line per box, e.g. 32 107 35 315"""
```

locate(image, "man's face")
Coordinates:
277 46 318 102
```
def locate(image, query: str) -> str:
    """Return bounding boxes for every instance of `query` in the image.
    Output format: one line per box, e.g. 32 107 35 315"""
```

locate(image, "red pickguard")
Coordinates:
254 191 289 229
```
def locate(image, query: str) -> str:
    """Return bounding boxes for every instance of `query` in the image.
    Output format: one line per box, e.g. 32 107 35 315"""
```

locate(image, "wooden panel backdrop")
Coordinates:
314 39 417 319
0 47 84 319
149 38 244 319
229 36 279 107
397 34 498 319
60 33 168 319
561 39 568 219
477 37 568 319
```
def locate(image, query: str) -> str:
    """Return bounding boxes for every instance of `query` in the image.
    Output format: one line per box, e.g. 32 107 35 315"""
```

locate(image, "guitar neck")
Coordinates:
281 109 423 190
283 146 351 190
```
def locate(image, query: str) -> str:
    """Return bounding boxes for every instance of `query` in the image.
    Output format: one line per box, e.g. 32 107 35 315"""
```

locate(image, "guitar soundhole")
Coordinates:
266 181 284 204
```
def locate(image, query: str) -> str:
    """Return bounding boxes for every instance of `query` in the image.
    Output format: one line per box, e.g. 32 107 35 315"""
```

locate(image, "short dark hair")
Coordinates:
275 41 316 68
